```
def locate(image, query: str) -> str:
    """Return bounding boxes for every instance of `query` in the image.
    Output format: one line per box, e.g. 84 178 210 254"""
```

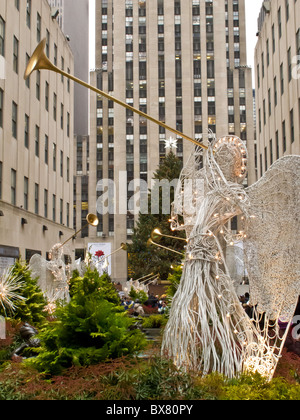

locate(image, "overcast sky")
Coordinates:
89 0 263 86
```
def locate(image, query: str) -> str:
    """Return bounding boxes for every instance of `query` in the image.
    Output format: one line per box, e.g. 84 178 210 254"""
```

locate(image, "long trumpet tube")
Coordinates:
135 272 155 282
151 228 188 242
98 243 127 261
24 39 208 150
147 238 184 256
140 274 159 284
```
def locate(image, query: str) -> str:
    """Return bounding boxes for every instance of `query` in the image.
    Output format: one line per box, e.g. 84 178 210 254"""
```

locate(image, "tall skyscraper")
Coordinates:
0 0 74 268
48 0 90 136
78 0 255 283
254 0 300 179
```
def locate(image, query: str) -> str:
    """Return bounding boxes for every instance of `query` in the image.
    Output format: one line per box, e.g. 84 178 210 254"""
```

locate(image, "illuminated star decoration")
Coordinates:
164 137 178 150
0 267 25 316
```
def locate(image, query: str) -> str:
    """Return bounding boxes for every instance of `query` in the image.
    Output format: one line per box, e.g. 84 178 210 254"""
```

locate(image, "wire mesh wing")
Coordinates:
244 155 300 319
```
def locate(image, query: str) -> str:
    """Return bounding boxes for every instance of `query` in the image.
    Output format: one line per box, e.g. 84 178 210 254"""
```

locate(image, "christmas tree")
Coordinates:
128 151 186 280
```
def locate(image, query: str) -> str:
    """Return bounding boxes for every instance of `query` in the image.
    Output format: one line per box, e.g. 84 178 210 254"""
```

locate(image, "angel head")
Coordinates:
212 136 248 184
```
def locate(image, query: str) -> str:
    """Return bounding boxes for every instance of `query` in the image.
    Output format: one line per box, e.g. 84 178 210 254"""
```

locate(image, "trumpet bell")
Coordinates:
121 242 128 251
24 38 56 80
147 238 154 247
86 213 99 227
151 228 163 242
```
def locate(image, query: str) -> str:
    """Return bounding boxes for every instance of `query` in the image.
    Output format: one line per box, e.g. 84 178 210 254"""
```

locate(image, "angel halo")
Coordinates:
162 134 300 381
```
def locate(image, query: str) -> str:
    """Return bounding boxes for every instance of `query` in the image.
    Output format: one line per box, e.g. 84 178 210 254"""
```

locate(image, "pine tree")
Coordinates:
128 151 185 280
28 268 147 375
2 261 47 326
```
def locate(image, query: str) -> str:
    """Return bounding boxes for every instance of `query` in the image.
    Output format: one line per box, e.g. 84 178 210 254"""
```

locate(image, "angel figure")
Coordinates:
29 243 72 311
162 135 300 380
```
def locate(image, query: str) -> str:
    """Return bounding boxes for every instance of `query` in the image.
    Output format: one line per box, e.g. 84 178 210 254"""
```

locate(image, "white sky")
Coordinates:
89 0 263 87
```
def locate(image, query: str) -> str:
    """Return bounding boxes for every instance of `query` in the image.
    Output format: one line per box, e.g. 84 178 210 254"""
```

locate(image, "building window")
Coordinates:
53 143 56 171
24 114 29 148
274 77 277 107
60 150 63 177
60 199 63 224
282 120 286 153
290 108 294 143
67 203 70 227
61 103 64 129
35 125 39 157
280 63 284 95
12 101 18 139
45 81 49 111
288 48 292 81
25 54 30 88
11 169 16 205
272 24 275 53
36 70 40 100
46 30 50 57
13 36 19 73
44 189 48 218
67 112 70 137
285 0 289 21
53 93 57 121
0 17 5 57
24 177 28 210
67 157 70 182
37 12 41 42
52 194 56 222
45 135 48 164
269 139 273 165
34 183 39 214
276 130 279 160
26 0 31 28
278 7 282 38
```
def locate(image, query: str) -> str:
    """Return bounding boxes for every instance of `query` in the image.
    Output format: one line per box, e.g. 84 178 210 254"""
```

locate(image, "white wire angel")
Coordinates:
162 135 300 380
29 243 72 309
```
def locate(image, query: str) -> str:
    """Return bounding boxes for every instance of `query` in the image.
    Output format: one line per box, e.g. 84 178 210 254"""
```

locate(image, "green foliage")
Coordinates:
166 265 182 298
222 373 300 400
0 261 47 326
142 315 168 329
129 287 148 304
127 152 185 280
27 268 147 376
69 268 120 305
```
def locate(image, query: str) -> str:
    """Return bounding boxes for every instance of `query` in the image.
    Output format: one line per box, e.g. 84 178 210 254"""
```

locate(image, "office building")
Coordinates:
80 0 255 282
254 0 300 179
0 0 74 269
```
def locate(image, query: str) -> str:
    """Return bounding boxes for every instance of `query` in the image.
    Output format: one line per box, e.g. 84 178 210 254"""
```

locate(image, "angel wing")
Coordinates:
244 155 300 319
29 254 50 294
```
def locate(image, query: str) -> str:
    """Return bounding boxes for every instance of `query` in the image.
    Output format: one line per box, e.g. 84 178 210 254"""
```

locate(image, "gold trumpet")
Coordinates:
59 213 99 248
151 228 187 243
105 242 128 259
147 238 184 257
24 39 208 150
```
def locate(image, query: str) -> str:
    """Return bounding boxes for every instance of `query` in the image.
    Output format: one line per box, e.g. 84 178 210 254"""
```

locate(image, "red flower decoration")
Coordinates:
95 250 104 258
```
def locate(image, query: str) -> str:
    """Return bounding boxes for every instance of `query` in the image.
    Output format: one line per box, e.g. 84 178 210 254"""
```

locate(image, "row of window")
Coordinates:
0 91 70 174
0 162 70 226
258 103 297 177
